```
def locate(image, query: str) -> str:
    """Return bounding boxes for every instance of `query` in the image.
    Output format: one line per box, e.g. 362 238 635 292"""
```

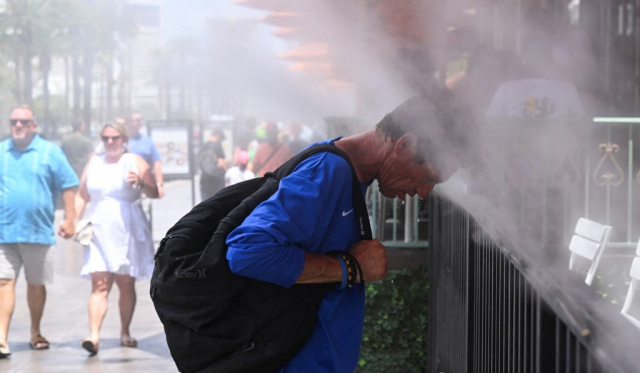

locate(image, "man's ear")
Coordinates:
394 133 419 158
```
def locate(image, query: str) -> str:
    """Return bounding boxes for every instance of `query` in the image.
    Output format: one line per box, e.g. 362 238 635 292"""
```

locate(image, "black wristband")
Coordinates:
328 250 364 292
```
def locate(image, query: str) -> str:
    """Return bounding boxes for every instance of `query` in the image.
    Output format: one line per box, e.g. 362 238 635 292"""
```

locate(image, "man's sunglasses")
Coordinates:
10 119 33 126
101 135 122 142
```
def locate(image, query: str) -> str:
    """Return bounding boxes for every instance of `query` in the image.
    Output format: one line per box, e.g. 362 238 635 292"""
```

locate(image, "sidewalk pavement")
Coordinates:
0 178 202 373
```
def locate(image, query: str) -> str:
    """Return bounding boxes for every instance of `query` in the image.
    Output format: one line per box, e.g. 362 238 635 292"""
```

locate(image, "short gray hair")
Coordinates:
375 84 477 172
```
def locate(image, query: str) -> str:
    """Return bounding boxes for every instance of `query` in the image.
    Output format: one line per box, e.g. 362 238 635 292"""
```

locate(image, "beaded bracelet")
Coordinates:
329 250 364 292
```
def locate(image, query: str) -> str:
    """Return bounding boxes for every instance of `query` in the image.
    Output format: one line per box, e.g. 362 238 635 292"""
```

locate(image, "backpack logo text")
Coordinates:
174 269 207 279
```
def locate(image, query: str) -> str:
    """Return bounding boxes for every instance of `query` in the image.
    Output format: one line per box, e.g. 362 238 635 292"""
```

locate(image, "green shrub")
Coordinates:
356 267 428 373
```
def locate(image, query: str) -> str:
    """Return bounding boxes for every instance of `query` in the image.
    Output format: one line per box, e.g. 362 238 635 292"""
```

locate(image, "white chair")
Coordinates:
568 217 612 286
620 240 640 330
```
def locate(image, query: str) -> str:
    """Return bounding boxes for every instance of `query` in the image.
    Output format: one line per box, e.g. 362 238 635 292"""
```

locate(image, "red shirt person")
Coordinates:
251 122 294 177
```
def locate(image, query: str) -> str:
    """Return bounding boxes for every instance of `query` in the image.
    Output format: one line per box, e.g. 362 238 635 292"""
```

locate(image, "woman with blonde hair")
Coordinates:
75 123 158 355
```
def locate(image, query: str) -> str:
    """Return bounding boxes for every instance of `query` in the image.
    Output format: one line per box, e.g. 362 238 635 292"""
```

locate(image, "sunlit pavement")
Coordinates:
0 178 200 373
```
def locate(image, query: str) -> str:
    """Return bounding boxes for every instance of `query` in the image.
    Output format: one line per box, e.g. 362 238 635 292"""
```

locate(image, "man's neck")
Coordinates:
334 130 392 183
12 135 35 151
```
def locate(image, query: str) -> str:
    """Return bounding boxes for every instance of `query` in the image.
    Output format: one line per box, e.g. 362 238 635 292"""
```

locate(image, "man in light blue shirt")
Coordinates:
0 105 78 358
126 112 164 198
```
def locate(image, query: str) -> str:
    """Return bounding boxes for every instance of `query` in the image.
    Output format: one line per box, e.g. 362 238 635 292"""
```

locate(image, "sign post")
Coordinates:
147 120 196 207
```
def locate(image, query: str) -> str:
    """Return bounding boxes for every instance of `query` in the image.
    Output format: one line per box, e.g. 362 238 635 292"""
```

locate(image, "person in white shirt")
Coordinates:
225 150 254 187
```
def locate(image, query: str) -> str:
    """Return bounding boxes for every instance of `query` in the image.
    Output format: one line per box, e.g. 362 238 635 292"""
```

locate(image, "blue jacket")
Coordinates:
226 139 370 372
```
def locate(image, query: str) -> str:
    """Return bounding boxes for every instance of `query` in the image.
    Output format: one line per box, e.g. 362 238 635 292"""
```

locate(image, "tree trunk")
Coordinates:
40 52 52 136
166 77 172 121
14 53 21 103
22 48 33 105
72 53 81 120
82 48 93 128
106 54 113 121
22 22 33 105
117 52 127 114
179 82 185 116
64 57 70 111
178 55 186 116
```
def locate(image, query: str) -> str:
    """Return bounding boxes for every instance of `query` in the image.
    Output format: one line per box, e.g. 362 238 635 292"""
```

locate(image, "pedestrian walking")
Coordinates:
125 112 164 198
61 120 94 178
0 105 79 358
74 123 158 355
251 122 293 177
199 129 227 200
224 150 254 187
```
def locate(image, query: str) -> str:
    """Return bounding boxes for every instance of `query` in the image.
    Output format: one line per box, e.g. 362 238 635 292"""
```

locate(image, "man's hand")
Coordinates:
349 239 388 282
158 185 165 198
58 219 75 239
296 239 388 284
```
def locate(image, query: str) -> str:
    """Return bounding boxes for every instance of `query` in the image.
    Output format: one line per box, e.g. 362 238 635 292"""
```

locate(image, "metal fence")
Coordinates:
368 181 427 248
426 191 640 373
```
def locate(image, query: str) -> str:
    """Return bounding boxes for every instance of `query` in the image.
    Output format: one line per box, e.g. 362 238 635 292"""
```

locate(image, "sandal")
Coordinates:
120 336 137 348
81 338 99 355
29 335 50 350
0 343 10 358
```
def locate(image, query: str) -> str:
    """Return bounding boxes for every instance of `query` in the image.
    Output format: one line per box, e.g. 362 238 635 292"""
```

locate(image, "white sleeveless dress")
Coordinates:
80 153 154 279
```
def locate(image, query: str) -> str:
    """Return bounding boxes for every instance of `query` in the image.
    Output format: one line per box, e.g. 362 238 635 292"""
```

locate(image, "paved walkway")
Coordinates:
0 178 202 373
0 251 176 372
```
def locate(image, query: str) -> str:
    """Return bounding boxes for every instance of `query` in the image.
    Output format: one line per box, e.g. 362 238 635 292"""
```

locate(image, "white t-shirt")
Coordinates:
485 79 585 118
224 166 254 187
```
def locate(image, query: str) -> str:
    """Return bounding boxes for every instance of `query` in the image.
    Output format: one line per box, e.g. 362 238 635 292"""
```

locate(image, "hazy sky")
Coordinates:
161 0 287 54
159 0 354 121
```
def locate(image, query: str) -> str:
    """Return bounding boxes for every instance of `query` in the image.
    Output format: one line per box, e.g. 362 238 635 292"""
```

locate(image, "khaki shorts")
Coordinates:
0 243 54 284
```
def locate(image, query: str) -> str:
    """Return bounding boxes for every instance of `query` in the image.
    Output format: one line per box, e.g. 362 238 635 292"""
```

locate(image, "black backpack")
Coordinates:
150 144 371 373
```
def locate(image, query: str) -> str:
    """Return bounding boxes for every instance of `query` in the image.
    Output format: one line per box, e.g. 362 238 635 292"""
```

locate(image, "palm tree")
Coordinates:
93 0 136 120
157 37 202 119
74 0 135 125
0 0 137 132
34 1 77 133
0 0 78 132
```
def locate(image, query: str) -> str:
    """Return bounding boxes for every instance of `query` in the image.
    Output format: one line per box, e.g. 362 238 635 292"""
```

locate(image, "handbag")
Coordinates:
73 172 105 246
73 219 93 245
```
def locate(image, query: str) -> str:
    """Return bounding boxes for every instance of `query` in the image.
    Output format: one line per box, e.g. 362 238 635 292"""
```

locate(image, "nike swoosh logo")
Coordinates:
342 209 354 217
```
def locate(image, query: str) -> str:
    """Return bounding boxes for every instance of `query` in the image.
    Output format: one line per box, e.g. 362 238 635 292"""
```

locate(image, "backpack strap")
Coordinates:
218 144 372 241
273 144 372 241
252 142 283 175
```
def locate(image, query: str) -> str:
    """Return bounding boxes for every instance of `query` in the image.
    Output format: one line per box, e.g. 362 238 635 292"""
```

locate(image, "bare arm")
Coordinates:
295 239 388 284
75 162 91 219
131 155 159 198
58 187 77 239
153 160 164 198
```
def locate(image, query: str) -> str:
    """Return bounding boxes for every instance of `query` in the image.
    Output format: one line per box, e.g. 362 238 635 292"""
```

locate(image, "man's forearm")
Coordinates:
296 239 388 285
153 161 164 184
296 252 343 284
62 188 76 221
